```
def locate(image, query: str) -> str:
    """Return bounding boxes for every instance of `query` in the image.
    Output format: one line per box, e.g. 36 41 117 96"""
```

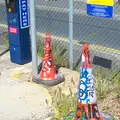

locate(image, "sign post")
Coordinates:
29 0 38 76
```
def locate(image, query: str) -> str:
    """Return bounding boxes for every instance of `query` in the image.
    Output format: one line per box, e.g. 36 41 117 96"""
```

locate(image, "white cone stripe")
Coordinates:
82 54 85 62
78 68 96 104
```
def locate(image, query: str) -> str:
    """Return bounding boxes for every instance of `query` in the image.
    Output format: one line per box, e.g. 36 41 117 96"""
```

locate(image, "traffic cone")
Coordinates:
32 33 65 86
73 44 113 120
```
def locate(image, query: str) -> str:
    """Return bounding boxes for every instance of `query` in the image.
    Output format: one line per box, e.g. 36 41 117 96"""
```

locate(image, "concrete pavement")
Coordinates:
0 52 54 120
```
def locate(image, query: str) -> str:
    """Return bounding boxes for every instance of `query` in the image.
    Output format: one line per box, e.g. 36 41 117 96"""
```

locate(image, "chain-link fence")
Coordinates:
0 1 8 56
0 0 120 80
35 0 120 79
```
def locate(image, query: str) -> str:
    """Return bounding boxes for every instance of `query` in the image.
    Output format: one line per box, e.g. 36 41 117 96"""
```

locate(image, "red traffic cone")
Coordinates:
32 33 64 86
73 44 112 120
40 33 56 80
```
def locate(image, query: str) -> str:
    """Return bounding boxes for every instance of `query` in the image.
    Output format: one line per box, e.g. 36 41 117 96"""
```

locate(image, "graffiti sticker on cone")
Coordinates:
86 0 114 18
78 68 97 104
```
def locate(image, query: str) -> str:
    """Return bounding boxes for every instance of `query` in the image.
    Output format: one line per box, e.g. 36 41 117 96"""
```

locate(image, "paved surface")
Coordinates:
0 52 53 120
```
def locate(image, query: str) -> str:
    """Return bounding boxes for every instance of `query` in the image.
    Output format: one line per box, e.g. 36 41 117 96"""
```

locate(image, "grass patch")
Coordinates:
51 86 77 120
94 73 114 100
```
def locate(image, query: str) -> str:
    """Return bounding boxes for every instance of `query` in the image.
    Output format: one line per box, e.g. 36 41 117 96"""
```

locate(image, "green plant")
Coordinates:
114 75 120 103
115 78 120 92
3 32 9 48
53 95 77 120
94 72 114 100
51 85 77 120
92 66 120 100
37 39 44 57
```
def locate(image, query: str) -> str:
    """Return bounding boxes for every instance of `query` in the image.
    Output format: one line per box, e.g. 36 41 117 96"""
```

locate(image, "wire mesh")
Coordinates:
36 0 120 80
0 1 8 49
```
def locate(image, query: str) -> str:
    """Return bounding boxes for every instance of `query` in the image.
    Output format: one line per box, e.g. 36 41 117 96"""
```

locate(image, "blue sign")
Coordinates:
87 4 113 18
19 0 29 29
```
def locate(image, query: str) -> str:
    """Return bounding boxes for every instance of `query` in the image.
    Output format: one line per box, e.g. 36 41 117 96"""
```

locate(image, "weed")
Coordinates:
3 32 9 48
114 74 120 103
94 74 115 100
50 84 77 120
52 95 77 120
37 39 44 57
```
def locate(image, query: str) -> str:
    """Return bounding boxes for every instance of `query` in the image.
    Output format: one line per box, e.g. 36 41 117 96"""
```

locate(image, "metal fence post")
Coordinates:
69 0 73 69
30 0 38 76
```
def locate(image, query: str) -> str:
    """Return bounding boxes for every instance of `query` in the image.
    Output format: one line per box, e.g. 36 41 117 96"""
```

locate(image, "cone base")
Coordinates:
100 112 113 120
32 73 65 86
64 112 113 120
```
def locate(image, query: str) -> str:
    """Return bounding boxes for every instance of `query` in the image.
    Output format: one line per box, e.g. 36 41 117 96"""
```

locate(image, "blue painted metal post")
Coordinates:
69 0 73 69
30 0 38 76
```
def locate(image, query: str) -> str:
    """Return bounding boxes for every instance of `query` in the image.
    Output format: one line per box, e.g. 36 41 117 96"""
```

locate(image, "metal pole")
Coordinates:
29 0 38 76
69 0 73 69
